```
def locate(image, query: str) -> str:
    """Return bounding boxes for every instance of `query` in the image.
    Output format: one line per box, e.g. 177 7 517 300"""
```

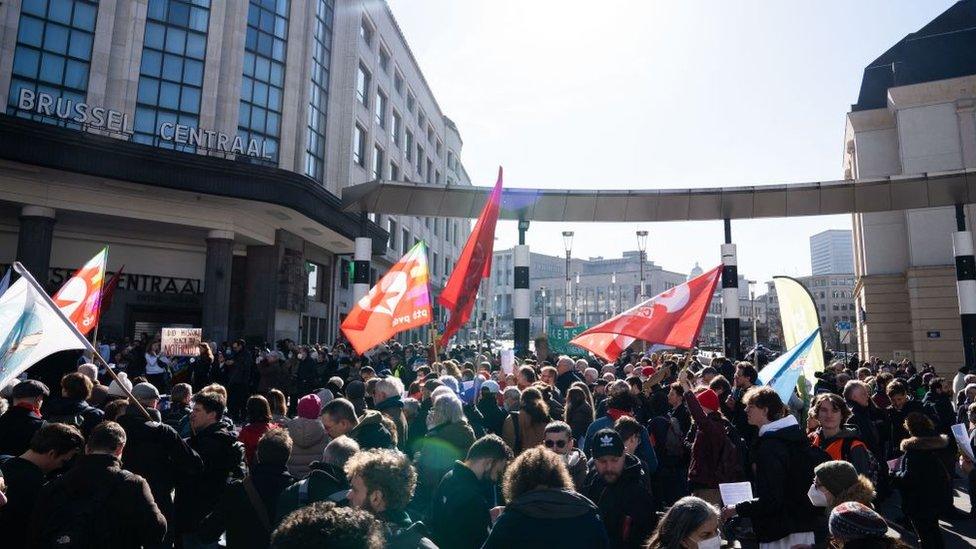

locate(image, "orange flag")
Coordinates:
341 241 432 355
52 247 108 336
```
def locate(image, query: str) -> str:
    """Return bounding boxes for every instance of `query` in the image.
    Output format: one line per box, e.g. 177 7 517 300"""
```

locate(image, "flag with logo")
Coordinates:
0 272 87 388
52 247 108 336
341 241 433 355
758 327 820 404
773 276 825 390
92 265 124 328
570 265 722 361
438 168 503 347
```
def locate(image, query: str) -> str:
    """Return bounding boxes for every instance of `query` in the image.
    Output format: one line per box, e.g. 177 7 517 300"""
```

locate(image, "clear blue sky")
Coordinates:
387 0 957 286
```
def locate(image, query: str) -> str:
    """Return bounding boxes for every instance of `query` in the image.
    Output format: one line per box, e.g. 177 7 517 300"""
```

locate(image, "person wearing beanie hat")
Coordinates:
673 370 733 508
828 502 889 542
695 388 720 413
286 394 330 478
809 460 875 510
107 372 133 398
315 388 335 407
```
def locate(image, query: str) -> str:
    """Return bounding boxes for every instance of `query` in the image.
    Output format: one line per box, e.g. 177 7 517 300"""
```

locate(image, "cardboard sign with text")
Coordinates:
161 327 202 356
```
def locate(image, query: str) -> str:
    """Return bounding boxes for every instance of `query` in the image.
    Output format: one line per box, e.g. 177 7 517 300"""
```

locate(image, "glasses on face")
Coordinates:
544 439 567 449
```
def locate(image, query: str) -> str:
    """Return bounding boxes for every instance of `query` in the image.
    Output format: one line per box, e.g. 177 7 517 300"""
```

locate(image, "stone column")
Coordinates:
202 230 234 344
16 205 56 282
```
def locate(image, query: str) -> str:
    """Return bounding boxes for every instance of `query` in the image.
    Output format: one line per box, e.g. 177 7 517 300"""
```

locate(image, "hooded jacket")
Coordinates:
893 433 952 517
285 416 330 478
275 461 350 522
175 420 247 532
582 453 656 549
481 488 609 549
414 420 477 516
42 396 104 437
350 409 396 450
735 416 819 543
476 394 505 435
381 508 438 549
376 394 410 452
428 461 495 549
198 462 295 549
0 405 44 456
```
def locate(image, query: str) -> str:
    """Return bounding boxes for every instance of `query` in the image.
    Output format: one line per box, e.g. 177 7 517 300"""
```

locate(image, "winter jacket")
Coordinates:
30 453 167 547
239 421 280 466
161 402 191 431
808 427 873 478
275 461 350 523
350 409 396 450
285 416 330 478
582 453 657 549
117 410 203 529
415 421 477 515
429 461 495 549
463 402 487 438
682 391 732 489
175 420 247 532
583 413 658 474
0 456 44 548
381 509 438 549
376 395 410 452
566 403 594 442
481 488 609 549
227 349 254 386
922 391 955 434
476 396 505 436
886 400 927 454
42 396 104 437
735 417 820 544
0 405 44 456
846 400 883 457
503 411 547 454
257 359 291 394
556 370 584 397
408 399 433 453
893 434 953 518
198 462 294 549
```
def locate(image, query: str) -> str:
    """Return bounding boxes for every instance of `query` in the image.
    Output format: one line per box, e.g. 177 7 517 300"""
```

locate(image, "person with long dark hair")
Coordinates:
645 496 722 549
503 386 549 454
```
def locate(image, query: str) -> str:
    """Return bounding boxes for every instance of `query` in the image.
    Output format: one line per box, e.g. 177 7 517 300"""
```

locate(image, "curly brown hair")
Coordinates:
271 501 383 549
812 393 852 423
502 446 573 503
742 386 785 422
344 449 417 512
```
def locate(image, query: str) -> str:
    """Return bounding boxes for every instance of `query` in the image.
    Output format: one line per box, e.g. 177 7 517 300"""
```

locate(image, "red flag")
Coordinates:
93 265 124 327
341 242 432 355
52 247 108 336
438 168 503 346
571 265 722 361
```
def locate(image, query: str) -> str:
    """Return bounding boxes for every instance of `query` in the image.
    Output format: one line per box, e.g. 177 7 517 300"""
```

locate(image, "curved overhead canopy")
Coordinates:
342 169 976 222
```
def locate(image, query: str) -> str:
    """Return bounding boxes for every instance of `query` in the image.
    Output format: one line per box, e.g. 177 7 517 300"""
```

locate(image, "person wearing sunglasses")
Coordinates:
543 421 587 490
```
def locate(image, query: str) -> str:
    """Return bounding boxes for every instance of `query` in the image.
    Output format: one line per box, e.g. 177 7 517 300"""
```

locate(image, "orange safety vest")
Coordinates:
809 432 866 460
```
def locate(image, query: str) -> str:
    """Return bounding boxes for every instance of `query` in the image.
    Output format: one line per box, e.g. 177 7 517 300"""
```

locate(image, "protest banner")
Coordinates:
161 327 202 356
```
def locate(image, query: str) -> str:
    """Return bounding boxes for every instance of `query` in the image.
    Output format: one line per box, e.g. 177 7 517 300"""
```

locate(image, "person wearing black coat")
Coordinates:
175 392 246 545
921 379 955 435
886 381 929 455
198 430 295 549
30 422 167 548
892 412 951 549
581 430 656 549
476 385 505 436
117 385 204 547
41 372 104 437
726 388 819 546
0 380 49 457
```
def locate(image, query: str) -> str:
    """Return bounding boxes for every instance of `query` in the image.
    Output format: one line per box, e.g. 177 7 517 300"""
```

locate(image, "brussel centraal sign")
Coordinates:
16 88 272 159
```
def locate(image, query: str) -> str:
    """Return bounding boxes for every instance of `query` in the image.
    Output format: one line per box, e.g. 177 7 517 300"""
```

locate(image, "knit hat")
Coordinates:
591 428 625 459
695 388 720 412
828 501 888 541
298 394 322 419
439 376 460 394
107 372 132 397
641 366 657 378
815 460 859 496
481 380 500 394
77 363 98 382
316 388 335 406
131 382 160 402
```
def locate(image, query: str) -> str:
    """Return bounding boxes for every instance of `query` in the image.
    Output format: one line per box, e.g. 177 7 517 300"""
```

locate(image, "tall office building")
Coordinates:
0 0 469 344
810 230 853 275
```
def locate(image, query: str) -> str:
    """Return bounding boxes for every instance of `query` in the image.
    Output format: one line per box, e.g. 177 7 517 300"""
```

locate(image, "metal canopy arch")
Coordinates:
341 168 976 221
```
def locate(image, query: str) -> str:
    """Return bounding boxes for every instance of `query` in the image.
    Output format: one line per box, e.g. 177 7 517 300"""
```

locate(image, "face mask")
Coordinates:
807 483 829 507
696 534 722 549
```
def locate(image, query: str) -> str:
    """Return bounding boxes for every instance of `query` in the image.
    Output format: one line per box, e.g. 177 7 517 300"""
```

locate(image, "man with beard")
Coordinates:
582 429 656 549
428 435 513 549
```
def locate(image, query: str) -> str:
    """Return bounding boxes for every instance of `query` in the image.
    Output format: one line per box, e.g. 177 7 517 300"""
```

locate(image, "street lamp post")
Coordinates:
611 272 617 316
562 231 574 326
575 272 581 325
541 287 548 335
636 230 649 300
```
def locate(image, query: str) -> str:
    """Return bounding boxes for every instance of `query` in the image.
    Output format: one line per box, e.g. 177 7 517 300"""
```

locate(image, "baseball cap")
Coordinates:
12 380 50 399
591 428 624 459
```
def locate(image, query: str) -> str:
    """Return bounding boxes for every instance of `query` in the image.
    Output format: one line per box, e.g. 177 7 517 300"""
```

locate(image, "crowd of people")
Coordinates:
0 333 973 548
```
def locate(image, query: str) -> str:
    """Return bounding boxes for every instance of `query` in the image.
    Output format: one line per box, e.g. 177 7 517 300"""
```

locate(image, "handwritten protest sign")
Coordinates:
161 327 202 356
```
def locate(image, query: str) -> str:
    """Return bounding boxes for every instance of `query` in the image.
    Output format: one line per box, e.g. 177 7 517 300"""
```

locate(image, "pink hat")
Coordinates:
696 388 720 412
297 394 322 419
641 366 657 378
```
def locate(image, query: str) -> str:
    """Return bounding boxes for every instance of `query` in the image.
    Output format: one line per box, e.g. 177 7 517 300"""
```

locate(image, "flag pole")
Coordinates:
12 262 152 420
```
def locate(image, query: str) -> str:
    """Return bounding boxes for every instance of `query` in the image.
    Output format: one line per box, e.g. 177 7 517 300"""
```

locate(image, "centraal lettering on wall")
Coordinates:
47 267 201 295
161 327 202 356
17 89 272 159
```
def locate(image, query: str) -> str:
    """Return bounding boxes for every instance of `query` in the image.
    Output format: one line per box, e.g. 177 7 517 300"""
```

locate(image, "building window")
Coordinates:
405 130 414 163
417 145 424 175
453 222 458 244
339 258 350 289
372 144 383 179
418 110 425 128
360 16 373 45
435 170 441 184
238 0 289 162
307 262 320 297
374 88 386 128
304 0 334 183
406 90 415 112
444 257 450 277
426 158 433 183
389 161 399 180
401 229 410 255
427 125 434 143
8 0 99 124
436 139 442 157
447 151 456 171
352 123 366 167
434 218 439 236
390 109 401 146
432 252 439 276
356 62 370 107
379 45 390 73
133 0 210 151
388 218 398 249
394 68 404 95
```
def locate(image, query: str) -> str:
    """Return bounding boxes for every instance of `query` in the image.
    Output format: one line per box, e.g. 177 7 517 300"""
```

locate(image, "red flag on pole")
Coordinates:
570 265 722 361
438 168 503 347
93 265 124 326
52 247 108 336
341 242 432 355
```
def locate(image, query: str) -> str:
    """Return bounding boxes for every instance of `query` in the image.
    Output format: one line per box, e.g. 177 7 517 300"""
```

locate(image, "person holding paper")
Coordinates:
891 412 950 549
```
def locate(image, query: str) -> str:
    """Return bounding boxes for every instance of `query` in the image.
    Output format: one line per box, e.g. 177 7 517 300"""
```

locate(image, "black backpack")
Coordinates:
37 472 127 548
